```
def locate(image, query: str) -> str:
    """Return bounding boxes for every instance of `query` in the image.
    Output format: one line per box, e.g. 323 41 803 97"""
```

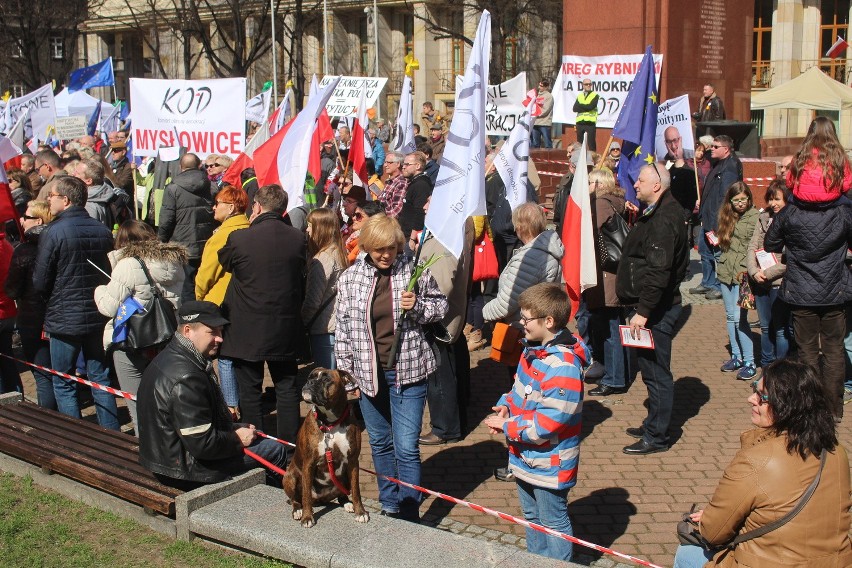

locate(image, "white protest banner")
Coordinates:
54 116 88 140
552 54 663 128
494 99 534 212
391 75 416 154
5 84 56 143
317 76 388 117
455 72 526 136
655 95 694 160
130 77 246 159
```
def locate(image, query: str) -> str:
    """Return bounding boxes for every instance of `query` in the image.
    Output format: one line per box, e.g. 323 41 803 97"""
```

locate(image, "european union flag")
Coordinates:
612 46 659 205
68 57 115 93
87 101 101 136
112 296 146 344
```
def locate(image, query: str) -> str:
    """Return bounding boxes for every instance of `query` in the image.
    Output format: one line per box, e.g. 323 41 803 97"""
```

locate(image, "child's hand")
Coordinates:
491 405 509 418
483 414 508 434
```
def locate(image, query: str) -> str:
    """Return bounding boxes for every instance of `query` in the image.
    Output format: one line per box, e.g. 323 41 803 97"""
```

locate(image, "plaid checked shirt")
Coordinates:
334 254 448 397
378 174 409 218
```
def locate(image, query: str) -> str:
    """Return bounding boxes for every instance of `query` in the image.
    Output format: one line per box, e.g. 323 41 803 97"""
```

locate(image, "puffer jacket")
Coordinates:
157 169 215 259
195 214 250 305
764 197 852 307
483 230 563 324
302 248 345 335
699 429 852 568
786 150 852 204
6 225 46 334
334 254 448 397
94 240 188 349
496 329 588 491
717 207 759 285
33 206 114 335
137 335 244 483
746 210 786 288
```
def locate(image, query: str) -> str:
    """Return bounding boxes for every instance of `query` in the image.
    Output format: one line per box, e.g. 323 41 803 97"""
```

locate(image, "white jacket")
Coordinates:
94 240 188 349
483 230 564 324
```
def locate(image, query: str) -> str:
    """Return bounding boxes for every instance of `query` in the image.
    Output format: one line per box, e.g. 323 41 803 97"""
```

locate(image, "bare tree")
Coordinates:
0 0 100 91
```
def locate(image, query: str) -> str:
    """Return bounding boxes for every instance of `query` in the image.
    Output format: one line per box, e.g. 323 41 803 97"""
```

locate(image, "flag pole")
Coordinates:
271 0 279 108
595 136 614 170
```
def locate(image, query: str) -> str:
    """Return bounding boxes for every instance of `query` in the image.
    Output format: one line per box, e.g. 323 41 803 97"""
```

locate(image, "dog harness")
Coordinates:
313 404 352 496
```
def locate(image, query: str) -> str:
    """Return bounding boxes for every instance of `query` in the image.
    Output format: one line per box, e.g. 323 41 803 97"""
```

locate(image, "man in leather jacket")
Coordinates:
137 301 285 489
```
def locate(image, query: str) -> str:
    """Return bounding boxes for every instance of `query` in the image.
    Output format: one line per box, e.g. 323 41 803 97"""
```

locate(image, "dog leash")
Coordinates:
313 404 352 496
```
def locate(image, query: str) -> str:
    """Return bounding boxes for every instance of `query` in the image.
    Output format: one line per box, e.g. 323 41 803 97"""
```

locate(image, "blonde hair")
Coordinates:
588 168 623 198
358 214 404 253
26 200 53 224
511 202 546 240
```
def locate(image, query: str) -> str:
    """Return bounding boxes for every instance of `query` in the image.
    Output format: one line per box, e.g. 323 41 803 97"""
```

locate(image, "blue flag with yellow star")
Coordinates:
112 296 146 345
68 57 115 93
613 46 659 205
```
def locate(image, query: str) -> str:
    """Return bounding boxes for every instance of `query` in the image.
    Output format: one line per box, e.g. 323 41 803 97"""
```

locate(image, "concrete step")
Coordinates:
187 484 582 568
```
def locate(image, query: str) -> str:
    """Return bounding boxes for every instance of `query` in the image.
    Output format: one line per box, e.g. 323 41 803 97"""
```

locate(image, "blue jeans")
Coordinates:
50 332 120 431
754 287 791 367
310 333 336 370
697 234 721 291
673 544 714 568
531 125 552 149
590 308 627 388
720 283 754 367
20 331 55 410
358 368 426 520
574 298 591 346
217 357 239 408
637 303 681 446
516 478 573 561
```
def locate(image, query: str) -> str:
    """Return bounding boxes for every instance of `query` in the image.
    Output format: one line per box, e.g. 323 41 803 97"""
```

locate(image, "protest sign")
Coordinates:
55 116 89 140
317 76 388 117
5 84 56 143
129 77 246 159
455 72 527 137
655 95 694 160
552 54 663 128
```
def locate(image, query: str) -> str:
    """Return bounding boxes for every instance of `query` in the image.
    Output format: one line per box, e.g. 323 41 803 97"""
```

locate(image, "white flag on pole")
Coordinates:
493 99 534 212
245 89 272 124
424 10 491 258
391 75 416 155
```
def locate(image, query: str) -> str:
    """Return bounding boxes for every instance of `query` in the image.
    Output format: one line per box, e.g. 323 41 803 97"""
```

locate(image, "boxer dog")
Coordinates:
283 368 369 527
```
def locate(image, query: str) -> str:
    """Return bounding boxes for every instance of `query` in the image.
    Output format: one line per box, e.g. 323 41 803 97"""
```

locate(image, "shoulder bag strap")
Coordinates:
727 449 827 547
134 256 163 299
305 292 336 330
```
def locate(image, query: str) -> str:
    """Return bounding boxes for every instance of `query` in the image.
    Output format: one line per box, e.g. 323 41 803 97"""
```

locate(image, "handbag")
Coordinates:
489 322 524 366
472 233 499 282
677 449 827 551
597 202 630 272
123 257 177 351
737 271 755 310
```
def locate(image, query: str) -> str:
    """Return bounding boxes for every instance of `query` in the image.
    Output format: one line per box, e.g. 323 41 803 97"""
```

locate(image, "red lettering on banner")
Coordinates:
190 131 210 153
230 132 240 153
215 132 229 153
178 131 191 149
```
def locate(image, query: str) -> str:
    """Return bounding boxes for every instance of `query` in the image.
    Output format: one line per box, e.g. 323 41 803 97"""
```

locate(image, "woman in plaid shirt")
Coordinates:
335 215 448 522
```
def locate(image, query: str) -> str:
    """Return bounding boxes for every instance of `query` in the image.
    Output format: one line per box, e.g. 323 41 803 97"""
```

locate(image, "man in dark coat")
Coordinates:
32 176 120 430
218 184 306 459
158 153 215 301
616 163 689 455
137 301 285 489
397 150 433 247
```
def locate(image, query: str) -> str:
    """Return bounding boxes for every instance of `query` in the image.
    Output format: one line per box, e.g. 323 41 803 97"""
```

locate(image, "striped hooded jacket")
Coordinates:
496 329 589 490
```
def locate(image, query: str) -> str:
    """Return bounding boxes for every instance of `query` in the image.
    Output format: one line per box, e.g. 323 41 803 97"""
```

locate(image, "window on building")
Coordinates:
360 15 369 75
9 82 25 98
50 36 64 60
403 13 414 57
821 0 851 82
504 36 519 81
450 10 465 78
752 0 773 87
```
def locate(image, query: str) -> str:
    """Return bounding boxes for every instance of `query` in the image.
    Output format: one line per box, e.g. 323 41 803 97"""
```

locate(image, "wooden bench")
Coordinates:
0 399 182 516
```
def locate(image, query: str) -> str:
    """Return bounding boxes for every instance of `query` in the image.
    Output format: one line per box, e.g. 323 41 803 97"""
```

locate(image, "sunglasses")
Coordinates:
751 379 769 404
353 212 365 221
206 163 223 169
711 144 724 149
22 214 39 221
213 201 233 207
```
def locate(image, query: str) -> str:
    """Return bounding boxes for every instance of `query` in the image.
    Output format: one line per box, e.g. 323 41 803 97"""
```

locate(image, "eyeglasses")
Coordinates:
47 192 64 199
111 148 125 153
36 163 47 171
22 214 39 221
711 144 724 149
353 212 365 221
650 162 662 183
519 316 544 325
213 201 233 207
750 379 769 404
730 198 749 204
402 162 417 167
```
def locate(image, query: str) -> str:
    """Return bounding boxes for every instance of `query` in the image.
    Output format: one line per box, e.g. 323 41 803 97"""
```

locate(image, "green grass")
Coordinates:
0 473 291 568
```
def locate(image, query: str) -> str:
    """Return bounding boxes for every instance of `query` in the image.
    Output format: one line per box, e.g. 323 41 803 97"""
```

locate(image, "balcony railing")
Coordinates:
799 58 851 84
752 61 773 88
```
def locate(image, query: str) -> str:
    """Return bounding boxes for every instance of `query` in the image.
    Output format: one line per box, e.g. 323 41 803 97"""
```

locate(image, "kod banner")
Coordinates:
130 77 246 159
553 54 663 128
317 76 388 117
456 72 527 137
5 84 56 143
655 95 694 161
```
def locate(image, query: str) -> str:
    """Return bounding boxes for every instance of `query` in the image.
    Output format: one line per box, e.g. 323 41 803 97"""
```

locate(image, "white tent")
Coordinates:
751 66 852 111
54 88 102 120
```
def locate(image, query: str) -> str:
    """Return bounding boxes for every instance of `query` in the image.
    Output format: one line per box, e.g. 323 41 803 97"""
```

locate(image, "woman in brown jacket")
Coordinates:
673 359 852 567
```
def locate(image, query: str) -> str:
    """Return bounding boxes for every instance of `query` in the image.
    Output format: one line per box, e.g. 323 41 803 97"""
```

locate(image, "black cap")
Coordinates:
178 301 229 328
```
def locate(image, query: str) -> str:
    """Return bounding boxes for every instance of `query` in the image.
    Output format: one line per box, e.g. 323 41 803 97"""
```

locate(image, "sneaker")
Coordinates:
736 365 757 380
688 285 711 295
584 361 605 381
704 289 723 300
494 467 515 482
844 388 852 405
720 358 743 372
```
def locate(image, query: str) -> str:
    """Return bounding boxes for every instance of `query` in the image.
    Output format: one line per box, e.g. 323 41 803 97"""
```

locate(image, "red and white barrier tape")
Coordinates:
743 176 776 182
4 353 661 567
539 171 564 177
533 158 570 166
0 353 137 401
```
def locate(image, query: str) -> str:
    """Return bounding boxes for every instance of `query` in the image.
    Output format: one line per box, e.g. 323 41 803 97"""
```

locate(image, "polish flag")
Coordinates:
0 164 22 238
221 119 270 188
559 139 598 319
349 88 370 187
307 109 334 184
826 36 849 59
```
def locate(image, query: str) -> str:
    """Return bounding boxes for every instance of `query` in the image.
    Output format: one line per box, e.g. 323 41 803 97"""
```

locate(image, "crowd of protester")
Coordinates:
0 108 850 565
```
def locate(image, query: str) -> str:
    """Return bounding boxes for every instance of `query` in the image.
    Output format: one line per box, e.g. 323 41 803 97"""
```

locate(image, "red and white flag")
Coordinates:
0 164 22 237
826 36 849 59
0 108 25 167
349 88 370 187
254 77 341 211
559 139 598 318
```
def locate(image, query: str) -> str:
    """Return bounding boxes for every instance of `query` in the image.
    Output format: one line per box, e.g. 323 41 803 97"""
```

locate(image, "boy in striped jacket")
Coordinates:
484 283 589 562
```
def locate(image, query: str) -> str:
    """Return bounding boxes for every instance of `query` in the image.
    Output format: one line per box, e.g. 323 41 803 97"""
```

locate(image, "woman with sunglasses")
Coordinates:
344 200 386 265
673 359 852 567
716 182 759 380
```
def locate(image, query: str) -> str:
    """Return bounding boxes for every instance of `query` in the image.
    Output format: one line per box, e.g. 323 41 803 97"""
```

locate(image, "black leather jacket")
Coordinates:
137 336 243 483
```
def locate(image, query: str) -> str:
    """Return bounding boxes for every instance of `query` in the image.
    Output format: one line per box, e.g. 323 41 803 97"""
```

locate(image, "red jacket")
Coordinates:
787 150 852 203
0 239 18 320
